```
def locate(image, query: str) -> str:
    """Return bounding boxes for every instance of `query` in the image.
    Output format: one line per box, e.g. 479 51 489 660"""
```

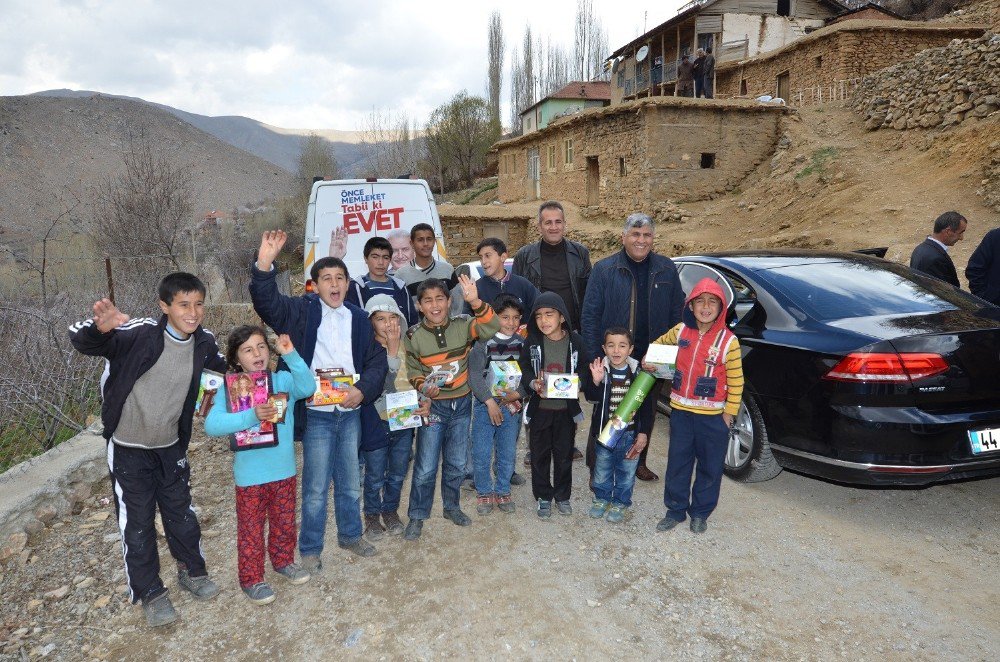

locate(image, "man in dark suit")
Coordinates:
965 227 1000 305
909 211 967 287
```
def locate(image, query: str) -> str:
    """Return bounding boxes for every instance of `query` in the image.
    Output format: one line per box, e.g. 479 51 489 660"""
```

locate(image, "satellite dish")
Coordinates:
636 45 649 62
611 59 620 73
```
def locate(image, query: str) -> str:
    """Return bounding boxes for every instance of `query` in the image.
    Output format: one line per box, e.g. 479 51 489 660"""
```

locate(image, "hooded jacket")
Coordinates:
346 273 419 327
649 278 744 417
584 355 653 442
518 292 587 424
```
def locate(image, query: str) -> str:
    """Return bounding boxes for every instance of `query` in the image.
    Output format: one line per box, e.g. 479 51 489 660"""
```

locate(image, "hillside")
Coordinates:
0 94 297 249
31 89 369 174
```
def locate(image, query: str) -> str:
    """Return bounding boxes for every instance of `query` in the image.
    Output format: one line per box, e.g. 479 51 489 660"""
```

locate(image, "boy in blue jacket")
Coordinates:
249 230 388 571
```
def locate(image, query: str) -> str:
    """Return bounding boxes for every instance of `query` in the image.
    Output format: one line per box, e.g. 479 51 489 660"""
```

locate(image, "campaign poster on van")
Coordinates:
308 181 446 280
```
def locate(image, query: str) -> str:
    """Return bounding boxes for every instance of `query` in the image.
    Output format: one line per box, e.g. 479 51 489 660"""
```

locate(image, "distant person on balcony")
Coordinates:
677 55 694 98
909 211 967 287
693 49 706 98
702 47 716 99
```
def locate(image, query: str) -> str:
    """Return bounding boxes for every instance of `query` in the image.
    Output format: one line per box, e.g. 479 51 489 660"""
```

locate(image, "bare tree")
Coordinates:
425 91 500 190
359 109 422 178
91 124 193 269
509 25 537 132
573 0 610 81
487 11 505 128
541 37 572 96
297 134 340 199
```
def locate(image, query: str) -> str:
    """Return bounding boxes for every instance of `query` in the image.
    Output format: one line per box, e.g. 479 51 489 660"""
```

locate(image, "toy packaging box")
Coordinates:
489 361 522 397
307 369 359 407
225 370 278 451
645 344 679 379
195 369 225 417
386 390 423 431
543 373 579 399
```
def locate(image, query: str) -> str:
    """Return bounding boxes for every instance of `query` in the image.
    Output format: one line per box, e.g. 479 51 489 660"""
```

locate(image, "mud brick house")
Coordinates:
607 0 846 102
494 97 787 219
437 207 532 264
521 81 611 135
714 20 988 103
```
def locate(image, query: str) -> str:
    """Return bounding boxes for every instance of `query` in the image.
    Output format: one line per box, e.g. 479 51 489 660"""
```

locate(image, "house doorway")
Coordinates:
586 156 600 207
776 71 790 101
527 147 541 199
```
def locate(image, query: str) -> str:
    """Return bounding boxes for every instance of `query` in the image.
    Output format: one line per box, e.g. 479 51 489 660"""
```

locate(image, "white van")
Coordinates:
303 178 448 283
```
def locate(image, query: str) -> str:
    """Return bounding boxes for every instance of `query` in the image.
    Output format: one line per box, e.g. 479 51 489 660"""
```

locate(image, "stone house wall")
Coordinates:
438 209 532 265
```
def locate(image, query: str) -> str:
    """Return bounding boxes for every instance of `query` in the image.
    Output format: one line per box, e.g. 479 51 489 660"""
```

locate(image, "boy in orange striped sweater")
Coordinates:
402 275 500 540
645 277 743 534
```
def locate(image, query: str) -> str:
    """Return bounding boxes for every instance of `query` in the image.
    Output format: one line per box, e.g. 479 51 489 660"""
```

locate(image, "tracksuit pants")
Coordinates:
528 409 576 503
663 409 729 521
235 476 297 587
107 441 207 604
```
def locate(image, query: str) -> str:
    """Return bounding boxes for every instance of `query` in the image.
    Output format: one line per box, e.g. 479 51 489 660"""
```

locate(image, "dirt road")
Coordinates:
2 412 997 661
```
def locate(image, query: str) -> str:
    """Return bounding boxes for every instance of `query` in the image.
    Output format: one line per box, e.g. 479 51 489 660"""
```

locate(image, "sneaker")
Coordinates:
403 518 423 541
364 513 385 541
242 582 276 605
340 538 378 557
556 500 573 516
572 447 584 461
656 515 682 532
496 494 516 513
523 451 532 467
509 471 526 486
443 509 472 526
142 592 178 628
690 517 708 534
536 499 552 520
461 476 476 492
274 563 310 585
301 555 322 574
606 505 627 524
476 494 495 515
177 567 219 600
382 511 405 536
588 499 610 519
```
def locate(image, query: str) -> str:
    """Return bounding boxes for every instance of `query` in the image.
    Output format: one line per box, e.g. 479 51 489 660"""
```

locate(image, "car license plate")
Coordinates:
968 427 1000 454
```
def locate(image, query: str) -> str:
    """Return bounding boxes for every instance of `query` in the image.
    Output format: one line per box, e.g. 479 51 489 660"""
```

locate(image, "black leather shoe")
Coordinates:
656 515 682 532
689 517 708 534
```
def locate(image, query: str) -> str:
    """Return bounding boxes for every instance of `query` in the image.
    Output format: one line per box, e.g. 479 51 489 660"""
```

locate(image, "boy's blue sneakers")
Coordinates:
606 505 627 524
536 499 552 519
588 499 610 519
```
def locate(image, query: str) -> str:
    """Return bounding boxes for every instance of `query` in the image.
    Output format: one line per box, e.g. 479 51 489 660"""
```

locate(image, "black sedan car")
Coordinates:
668 250 1000 486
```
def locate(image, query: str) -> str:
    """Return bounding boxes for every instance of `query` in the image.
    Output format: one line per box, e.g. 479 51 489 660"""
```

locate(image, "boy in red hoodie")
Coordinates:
645 278 744 534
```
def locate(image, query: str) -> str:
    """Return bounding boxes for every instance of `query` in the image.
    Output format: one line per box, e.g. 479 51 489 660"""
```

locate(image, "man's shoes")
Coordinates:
690 517 708 534
274 563 310 585
461 476 476 491
476 494 495 515
382 511 405 536
176 567 219 600
242 582 276 605
142 592 178 627
635 465 659 482
496 494 516 513
403 519 423 541
300 555 322 574
656 515 682 532
509 471 526 486
443 509 472 526
523 452 532 467
572 447 584 461
588 499 610 519
364 513 385 541
340 538 378 557
537 499 552 519
606 505 627 524
556 500 572 516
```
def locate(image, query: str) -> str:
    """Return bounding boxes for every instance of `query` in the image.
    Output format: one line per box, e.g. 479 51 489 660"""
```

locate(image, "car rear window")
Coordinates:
757 260 984 321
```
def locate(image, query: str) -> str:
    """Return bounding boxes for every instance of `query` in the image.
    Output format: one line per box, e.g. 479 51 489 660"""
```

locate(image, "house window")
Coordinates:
701 153 716 169
815 55 823 69
619 157 627 176
740 79 748 95
564 139 574 165
617 70 625 87
547 144 556 170
777 0 790 17
526 117 532 131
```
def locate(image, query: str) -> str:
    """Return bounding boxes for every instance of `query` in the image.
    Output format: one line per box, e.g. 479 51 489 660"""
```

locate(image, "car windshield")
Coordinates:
756 259 984 321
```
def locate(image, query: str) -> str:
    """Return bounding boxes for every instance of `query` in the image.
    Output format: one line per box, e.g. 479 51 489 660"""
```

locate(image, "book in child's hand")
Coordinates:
195 370 224 417
645 344 679 379
307 369 358 406
422 369 452 392
386 390 423 431
225 370 278 451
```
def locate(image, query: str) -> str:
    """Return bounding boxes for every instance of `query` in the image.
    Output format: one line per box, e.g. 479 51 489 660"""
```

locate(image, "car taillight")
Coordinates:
304 280 315 293
824 352 948 383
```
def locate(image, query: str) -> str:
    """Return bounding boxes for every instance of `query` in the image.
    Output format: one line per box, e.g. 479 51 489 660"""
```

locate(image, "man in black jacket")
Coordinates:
966 226 1000 305
909 211 967 287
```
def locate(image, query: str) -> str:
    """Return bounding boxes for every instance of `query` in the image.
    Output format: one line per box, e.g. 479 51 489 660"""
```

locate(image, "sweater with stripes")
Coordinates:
652 323 743 417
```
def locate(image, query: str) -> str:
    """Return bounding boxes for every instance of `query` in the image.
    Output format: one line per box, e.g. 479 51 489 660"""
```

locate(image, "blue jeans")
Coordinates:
664 409 729 521
299 407 362 555
592 429 640 507
471 400 519 496
407 396 471 520
362 426 413 515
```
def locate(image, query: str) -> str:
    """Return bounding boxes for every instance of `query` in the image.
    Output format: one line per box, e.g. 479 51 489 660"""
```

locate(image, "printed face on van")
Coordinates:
158 290 205 338
412 229 436 261
365 248 392 282
315 265 350 309
389 232 414 271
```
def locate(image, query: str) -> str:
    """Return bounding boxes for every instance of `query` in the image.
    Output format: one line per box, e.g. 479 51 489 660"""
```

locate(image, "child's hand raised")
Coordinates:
589 357 605 385
92 298 129 333
257 230 287 272
385 316 401 355
274 334 294 355
457 273 480 305
329 227 348 259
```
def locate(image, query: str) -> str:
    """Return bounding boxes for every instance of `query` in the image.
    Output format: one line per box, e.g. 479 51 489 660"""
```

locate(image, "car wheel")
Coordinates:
724 394 782 483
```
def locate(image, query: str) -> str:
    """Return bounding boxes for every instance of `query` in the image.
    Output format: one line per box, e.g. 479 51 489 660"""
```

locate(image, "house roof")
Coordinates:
520 81 611 116
608 0 848 59
828 2 907 22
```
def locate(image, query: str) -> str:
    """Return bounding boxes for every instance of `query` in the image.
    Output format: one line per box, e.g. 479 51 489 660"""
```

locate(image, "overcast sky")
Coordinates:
1 0 685 130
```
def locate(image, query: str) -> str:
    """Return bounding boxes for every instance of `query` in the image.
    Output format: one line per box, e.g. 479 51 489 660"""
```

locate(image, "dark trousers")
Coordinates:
107 441 206 604
528 409 576 502
663 409 729 521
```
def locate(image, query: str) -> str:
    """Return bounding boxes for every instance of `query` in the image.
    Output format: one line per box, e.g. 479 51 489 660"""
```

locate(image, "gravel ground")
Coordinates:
2 412 998 661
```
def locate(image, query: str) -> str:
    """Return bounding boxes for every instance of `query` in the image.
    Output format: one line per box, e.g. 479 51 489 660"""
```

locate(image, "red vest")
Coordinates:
669 324 736 411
